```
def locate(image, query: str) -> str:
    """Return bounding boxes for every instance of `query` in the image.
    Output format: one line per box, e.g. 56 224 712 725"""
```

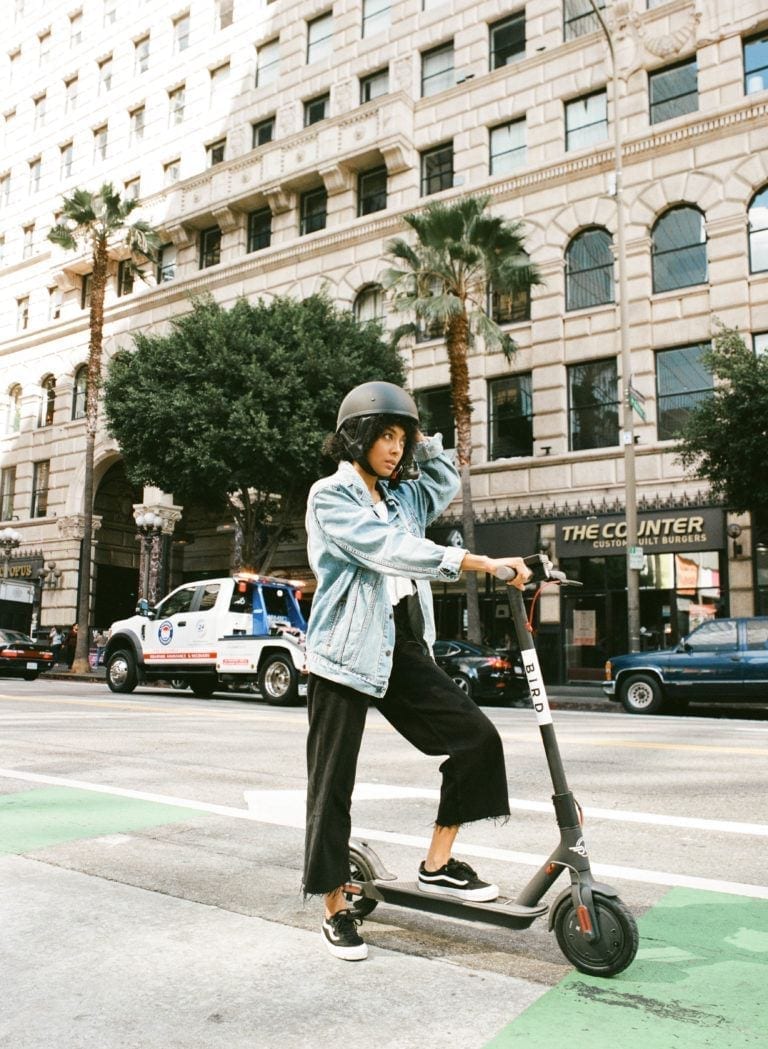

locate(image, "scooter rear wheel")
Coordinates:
345 848 378 918
553 892 639 976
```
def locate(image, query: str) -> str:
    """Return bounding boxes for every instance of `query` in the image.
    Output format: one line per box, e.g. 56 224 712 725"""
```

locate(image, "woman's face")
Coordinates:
366 423 407 478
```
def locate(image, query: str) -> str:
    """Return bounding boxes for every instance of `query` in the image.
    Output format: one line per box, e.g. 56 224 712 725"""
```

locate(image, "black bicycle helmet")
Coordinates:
336 382 420 484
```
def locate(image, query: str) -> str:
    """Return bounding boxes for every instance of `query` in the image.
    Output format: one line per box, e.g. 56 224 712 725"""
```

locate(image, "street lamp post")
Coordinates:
588 0 641 653
135 511 164 605
0 527 22 578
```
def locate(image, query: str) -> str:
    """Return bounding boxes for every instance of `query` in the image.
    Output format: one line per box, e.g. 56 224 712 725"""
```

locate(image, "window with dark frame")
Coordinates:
81 273 91 310
362 0 390 38
489 118 526 175
38 375 55 427
744 31 768 94
252 117 275 147
421 142 453 195
353 285 385 323
488 374 533 459
655 343 712 441
207 139 226 166
651 206 707 293
117 259 134 297
489 282 530 324
199 227 222 268
489 12 525 69
156 244 176 282
421 41 454 97
360 68 388 103
307 11 333 63
563 0 605 41
304 93 329 126
565 227 614 311
568 358 620 451
300 187 328 235
748 184 768 273
31 460 50 518
247 208 272 252
649 57 698 124
358 166 387 216
415 387 455 449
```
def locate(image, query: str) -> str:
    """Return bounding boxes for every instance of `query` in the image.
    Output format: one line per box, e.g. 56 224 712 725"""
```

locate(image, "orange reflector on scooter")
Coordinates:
577 905 593 934
546 863 556 875
343 883 362 894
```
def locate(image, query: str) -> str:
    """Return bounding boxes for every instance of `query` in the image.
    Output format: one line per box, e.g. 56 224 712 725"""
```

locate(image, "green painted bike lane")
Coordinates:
486 887 768 1048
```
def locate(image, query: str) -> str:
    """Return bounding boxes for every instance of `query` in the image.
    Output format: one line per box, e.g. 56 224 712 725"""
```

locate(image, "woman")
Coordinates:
304 381 530 960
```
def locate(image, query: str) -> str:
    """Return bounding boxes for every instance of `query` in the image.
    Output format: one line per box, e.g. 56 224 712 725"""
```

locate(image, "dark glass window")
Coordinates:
300 187 327 235
31 459 50 517
207 139 226 166
568 358 619 451
649 58 698 124
744 32 768 95
748 185 768 273
358 166 387 216
488 374 533 459
655 343 712 441
304 93 329 126
490 12 525 69
421 42 454 97
421 142 453 196
651 206 707 292
72 365 87 420
199 227 222 269
117 259 134 297
38 375 55 427
360 68 388 103
564 0 605 41
489 283 530 324
0 466 15 520
566 227 614 310
247 208 272 252
252 117 274 147
415 387 455 448
81 273 91 310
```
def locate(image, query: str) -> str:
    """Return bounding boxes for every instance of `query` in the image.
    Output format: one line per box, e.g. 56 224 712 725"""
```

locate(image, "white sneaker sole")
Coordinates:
417 881 499 903
321 931 368 961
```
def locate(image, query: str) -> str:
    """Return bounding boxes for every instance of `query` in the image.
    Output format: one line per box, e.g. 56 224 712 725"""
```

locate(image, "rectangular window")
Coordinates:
362 0 390 38
22 223 34 258
16 295 29 330
93 125 108 162
358 166 387 216
256 39 279 87
415 387 455 449
65 76 78 113
360 68 388 103
129 106 145 144
247 207 272 252
754 332 768 356
38 30 51 65
163 158 180 185
421 41 454 97
0 466 15 521
655 343 712 441
199 227 222 268
564 0 606 42
31 460 50 518
168 86 185 125
207 139 226 166
307 12 333 63
252 117 274 147
217 0 234 29
300 187 328 235
81 273 91 309
33 94 46 128
744 32 768 95
304 93 330 126
490 12 525 70
210 63 230 99
568 358 619 451
489 283 530 324
565 90 607 151
28 159 41 193
173 13 190 52
156 243 176 282
489 374 533 459
649 57 698 124
134 36 150 74
104 0 117 26
69 11 82 47
48 285 61 321
0 174 9 206
420 142 453 195
489 118 526 175
98 56 113 94
124 177 140 200
117 259 134 296
60 142 73 179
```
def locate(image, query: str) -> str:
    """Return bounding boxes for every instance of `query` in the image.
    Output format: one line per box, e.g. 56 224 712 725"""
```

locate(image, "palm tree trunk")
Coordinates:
446 312 482 644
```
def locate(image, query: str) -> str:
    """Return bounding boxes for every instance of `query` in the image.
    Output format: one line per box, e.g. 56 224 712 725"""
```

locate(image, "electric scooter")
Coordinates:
343 554 639 977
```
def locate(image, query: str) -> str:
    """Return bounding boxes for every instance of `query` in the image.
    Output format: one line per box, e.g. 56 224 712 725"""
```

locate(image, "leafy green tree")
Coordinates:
677 324 768 510
103 294 406 570
48 184 159 672
384 194 542 643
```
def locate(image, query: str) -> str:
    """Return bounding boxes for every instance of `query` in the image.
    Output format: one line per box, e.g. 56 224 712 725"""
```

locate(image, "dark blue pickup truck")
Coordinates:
603 617 768 714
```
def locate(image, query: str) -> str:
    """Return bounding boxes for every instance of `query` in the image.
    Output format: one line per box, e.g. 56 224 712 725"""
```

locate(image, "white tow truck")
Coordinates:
104 572 308 704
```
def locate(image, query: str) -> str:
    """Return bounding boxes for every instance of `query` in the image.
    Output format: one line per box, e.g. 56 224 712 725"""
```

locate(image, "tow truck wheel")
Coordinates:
106 650 138 694
258 653 298 706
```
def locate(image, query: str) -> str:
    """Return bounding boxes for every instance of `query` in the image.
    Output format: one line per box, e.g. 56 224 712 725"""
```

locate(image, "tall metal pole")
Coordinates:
588 0 641 652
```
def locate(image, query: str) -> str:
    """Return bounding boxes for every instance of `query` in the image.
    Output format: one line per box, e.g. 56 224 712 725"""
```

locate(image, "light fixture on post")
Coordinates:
727 522 743 559
0 526 22 578
35 561 62 635
135 511 165 605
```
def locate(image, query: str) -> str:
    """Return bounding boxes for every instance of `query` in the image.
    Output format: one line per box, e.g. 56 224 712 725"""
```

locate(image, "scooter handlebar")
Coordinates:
495 553 582 587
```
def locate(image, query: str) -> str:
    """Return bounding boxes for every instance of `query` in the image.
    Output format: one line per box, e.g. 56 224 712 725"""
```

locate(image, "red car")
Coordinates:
0 629 55 680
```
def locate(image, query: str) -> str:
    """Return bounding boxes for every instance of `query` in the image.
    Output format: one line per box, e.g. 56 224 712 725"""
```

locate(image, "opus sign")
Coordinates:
556 508 725 557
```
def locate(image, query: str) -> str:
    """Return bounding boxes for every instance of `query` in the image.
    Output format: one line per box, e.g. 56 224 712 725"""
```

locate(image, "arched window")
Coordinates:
38 374 56 428
748 184 768 273
72 364 88 420
353 284 385 324
4 384 22 435
651 205 707 293
565 227 614 311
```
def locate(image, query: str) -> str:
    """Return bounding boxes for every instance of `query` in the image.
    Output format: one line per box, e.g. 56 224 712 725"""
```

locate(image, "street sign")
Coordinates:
628 382 647 422
628 545 644 570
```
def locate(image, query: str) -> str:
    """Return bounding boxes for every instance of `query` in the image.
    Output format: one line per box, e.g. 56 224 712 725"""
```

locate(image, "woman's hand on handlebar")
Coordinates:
460 554 532 590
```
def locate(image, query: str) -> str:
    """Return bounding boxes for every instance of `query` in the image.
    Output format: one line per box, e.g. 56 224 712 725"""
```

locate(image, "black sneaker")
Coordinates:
418 858 499 902
321 909 368 961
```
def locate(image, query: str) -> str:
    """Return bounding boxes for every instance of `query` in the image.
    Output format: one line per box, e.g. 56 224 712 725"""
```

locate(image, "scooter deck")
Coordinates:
359 879 549 930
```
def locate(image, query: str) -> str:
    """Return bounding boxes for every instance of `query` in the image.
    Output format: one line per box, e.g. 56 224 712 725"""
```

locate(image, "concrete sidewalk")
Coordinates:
1 854 545 1049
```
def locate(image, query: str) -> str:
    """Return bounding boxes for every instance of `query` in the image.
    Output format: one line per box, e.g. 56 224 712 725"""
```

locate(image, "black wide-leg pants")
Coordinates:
303 612 511 896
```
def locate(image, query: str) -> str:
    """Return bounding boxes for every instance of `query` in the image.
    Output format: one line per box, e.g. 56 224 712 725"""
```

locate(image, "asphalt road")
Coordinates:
2 678 767 1048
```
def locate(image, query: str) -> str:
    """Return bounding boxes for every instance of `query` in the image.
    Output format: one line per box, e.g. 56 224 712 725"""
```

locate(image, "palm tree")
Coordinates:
48 184 159 673
384 194 541 644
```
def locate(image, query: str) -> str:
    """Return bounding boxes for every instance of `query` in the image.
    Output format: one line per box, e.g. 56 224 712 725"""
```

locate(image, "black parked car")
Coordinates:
433 639 528 704
0 628 55 680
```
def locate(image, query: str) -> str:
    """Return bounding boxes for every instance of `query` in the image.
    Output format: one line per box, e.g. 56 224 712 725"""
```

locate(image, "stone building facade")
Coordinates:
1 0 767 679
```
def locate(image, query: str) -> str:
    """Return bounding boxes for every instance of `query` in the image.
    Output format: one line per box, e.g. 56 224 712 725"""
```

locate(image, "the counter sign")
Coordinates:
158 621 174 645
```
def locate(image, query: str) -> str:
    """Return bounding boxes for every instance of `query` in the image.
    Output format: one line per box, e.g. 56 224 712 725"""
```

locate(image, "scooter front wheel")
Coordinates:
553 892 639 976
345 848 378 918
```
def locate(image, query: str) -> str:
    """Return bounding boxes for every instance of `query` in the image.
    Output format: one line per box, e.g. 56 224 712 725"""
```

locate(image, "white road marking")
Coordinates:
2 767 767 900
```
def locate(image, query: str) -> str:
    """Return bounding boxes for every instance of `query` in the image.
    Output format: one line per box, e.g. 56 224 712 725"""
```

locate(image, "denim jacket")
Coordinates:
305 434 466 698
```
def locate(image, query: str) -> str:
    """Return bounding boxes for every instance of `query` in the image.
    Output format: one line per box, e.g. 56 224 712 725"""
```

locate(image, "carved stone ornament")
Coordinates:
57 514 102 541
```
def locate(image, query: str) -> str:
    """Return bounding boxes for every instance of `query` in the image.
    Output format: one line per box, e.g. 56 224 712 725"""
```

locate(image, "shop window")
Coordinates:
748 184 768 273
490 12 525 69
421 42 454 97
565 90 607 151
488 374 533 459
568 358 619 451
489 118 526 176
565 227 614 310
72 365 87 420
744 31 768 95
651 205 707 293
564 0 605 41
415 387 455 449
420 142 453 196
358 166 387 216
649 57 698 125
247 208 271 252
655 343 712 440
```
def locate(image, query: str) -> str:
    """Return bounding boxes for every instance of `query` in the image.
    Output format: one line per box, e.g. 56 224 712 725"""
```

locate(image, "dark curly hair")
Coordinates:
323 413 418 466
